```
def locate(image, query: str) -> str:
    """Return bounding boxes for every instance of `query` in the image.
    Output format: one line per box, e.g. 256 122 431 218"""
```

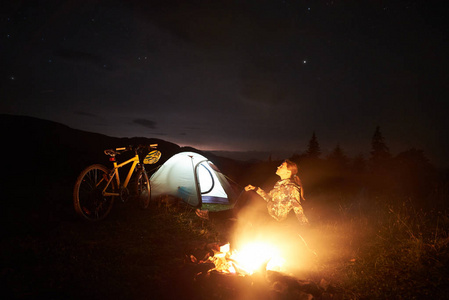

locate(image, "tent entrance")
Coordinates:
195 160 229 205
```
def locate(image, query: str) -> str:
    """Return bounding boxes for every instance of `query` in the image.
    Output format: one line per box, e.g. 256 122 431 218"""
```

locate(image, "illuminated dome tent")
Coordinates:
150 152 236 207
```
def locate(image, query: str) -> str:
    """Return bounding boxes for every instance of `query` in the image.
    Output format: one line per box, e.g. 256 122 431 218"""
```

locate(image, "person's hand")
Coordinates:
244 185 256 192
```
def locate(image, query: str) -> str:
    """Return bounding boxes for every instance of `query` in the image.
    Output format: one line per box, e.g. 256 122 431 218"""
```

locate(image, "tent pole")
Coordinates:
189 155 202 208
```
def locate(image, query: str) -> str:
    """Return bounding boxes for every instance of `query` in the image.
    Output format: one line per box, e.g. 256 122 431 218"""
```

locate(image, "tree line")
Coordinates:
287 126 446 208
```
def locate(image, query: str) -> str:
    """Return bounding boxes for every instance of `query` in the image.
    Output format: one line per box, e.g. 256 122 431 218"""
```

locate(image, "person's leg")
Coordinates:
207 208 235 220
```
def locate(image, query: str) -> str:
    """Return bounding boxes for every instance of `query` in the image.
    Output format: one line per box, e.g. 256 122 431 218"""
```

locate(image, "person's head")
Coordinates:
284 159 298 177
276 159 297 179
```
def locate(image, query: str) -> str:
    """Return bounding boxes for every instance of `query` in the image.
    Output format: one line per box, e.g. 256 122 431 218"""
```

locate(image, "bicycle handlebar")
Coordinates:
104 144 158 157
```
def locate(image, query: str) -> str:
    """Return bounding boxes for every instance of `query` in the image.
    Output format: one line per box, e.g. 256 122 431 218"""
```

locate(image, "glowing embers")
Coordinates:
210 242 286 275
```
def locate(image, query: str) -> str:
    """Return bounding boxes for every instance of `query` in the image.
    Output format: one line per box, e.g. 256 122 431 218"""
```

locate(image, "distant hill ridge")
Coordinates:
0 113 252 182
1 114 180 157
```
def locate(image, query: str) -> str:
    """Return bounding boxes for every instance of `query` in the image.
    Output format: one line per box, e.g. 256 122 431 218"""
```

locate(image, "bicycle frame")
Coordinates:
103 148 140 197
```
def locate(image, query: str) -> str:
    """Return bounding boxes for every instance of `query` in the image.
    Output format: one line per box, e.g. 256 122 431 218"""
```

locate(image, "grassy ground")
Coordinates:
303 196 449 299
1 196 448 299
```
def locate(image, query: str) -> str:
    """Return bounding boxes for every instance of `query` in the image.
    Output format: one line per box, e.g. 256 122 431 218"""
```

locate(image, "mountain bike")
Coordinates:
73 144 161 221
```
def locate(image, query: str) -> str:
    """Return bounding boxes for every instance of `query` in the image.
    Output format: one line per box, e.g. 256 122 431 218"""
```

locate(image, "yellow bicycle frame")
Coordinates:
102 148 140 197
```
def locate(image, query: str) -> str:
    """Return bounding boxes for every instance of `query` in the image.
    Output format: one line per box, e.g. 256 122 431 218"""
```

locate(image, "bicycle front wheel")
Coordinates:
134 169 151 209
73 164 115 221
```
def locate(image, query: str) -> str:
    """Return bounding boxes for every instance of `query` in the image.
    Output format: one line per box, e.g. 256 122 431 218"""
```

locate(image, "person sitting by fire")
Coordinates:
196 159 309 226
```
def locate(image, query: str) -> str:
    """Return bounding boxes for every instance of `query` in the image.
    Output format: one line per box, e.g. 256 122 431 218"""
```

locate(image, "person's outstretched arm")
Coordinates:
245 184 268 201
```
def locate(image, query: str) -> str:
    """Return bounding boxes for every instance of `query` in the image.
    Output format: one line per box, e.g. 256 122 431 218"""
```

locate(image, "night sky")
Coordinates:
1 1 448 166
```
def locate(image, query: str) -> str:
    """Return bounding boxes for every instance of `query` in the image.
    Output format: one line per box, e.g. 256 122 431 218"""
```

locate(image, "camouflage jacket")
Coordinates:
256 178 309 224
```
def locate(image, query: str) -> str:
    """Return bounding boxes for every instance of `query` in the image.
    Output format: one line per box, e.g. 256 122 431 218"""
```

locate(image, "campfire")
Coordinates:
180 219 333 299
183 237 326 300
186 222 318 278
209 242 286 275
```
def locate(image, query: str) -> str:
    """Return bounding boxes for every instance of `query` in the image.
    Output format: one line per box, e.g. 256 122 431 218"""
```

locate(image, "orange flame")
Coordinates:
211 242 286 275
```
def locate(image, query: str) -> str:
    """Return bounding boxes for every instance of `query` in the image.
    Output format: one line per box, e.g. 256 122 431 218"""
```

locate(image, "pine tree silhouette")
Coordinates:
327 143 348 170
370 126 390 162
306 131 321 158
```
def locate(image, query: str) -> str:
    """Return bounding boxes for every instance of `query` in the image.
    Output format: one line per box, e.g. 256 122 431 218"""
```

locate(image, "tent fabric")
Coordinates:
150 151 235 207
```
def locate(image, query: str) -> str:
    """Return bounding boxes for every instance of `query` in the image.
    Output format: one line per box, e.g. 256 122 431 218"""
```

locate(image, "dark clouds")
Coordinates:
133 118 157 129
75 111 98 117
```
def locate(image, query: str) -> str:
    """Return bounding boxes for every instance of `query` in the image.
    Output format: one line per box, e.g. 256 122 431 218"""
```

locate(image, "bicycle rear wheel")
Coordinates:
73 164 115 221
134 169 151 209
